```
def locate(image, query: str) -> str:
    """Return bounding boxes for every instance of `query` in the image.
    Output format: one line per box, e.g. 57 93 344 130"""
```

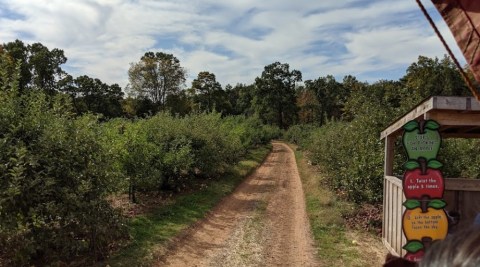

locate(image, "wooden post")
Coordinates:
383 136 395 244
384 135 395 176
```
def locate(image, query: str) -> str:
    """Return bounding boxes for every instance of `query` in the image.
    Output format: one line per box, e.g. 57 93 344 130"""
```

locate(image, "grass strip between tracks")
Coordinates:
104 144 272 267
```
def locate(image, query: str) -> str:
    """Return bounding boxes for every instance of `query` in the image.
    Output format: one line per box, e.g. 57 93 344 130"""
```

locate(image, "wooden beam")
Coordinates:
427 111 480 127
433 96 480 110
439 125 458 132
442 133 480 138
445 178 480 192
433 97 467 110
457 126 480 133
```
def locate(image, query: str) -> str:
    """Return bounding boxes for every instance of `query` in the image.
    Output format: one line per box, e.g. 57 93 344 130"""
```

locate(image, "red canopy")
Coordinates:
431 0 480 97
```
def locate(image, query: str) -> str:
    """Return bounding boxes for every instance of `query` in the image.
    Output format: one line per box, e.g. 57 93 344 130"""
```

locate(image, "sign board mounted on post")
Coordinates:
401 119 448 262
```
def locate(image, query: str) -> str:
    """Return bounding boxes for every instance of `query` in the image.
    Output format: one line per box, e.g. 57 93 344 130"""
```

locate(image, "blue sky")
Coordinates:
0 0 464 89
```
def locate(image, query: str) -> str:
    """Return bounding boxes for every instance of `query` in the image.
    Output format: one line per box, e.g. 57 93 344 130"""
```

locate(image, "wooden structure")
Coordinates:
381 96 480 257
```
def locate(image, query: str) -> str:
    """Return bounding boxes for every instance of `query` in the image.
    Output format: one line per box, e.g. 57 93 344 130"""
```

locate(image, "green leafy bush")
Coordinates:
0 88 127 265
98 112 280 199
441 139 480 179
293 81 403 204
284 124 317 145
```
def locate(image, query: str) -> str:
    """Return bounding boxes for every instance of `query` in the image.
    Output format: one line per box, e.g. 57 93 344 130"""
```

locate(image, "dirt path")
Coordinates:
155 142 319 267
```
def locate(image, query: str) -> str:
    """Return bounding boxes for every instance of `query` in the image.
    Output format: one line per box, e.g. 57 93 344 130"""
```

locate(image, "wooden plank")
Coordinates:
385 175 402 188
445 178 480 192
383 176 406 255
390 183 398 252
401 194 407 257
433 96 480 111
384 136 395 176
386 180 392 245
472 98 480 110
383 177 387 241
427 111 480 127
457 126 480 133
385 180 392 247
442 133 480 138
383 238 400 256
395 186 402 253
440 125 459 131
433 96 467 110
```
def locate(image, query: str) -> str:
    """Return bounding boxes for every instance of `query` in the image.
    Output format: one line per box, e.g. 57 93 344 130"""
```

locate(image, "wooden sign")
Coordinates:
401 119 448 262
402 120 441 161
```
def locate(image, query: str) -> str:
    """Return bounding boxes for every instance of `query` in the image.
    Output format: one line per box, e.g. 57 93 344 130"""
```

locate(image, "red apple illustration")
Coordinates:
405 250 425 262
403 238 432 262
403 158 444 200
403 239 425 261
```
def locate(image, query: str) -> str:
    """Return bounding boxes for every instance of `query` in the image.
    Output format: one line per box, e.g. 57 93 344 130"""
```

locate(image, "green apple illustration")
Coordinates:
402 120 441 161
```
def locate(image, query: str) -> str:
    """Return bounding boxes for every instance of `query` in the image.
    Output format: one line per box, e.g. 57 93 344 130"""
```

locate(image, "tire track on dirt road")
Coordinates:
156 142 319 267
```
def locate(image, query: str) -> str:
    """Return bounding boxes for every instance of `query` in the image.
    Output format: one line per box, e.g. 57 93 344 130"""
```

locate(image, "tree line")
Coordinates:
0 40 302 128
2 39 472 129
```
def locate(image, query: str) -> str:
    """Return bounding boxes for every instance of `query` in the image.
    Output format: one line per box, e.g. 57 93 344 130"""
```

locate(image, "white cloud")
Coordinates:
0 0 466 88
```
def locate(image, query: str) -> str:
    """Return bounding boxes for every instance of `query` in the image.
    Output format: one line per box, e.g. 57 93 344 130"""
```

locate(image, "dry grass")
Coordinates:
291 144 387 267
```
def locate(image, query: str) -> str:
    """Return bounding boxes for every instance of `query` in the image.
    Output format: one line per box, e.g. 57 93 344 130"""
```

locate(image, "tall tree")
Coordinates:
28 43 67 93
304 75 349 126
296 87 321 124
401 55 469 107
1 40 30 91
253 62 301 128
59 74 124 118
225 83 255 116
0 46 17 91
165 90 192 116
2 40 67 93
190 71 230 113
128 52 186 108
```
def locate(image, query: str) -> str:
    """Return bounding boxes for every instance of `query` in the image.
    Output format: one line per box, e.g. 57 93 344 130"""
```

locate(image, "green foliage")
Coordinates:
292 79 406 203
401 55 469 106
0 85 127 265
253 62 301 129
288 56 478 204
190 71 231 114
2 39 67 93
0 75 278 265
128 51 186 107
98 112 280 201
225 83 255 116
441 139 480 179
59 74 125 118
284 124 318 145
304 75 351 125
